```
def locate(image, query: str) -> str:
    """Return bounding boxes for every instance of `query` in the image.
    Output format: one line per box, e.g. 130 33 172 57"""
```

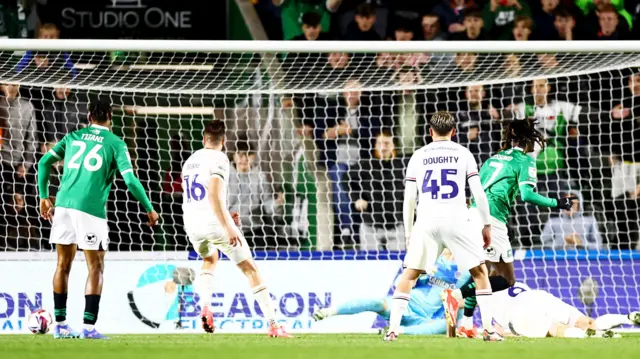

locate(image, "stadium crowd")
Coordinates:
0 0 639 252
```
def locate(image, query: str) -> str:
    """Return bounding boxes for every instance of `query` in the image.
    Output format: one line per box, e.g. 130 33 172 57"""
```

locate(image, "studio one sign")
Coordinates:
42 0 225 39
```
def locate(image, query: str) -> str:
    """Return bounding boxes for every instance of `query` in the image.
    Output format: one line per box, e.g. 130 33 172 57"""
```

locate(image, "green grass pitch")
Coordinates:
2 334 639 359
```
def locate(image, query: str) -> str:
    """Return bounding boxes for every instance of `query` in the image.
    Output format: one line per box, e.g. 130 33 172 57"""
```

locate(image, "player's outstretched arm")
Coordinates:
403 180 418 244
121 171 158 226
520 185 575 210
208 176 240 246
37 141 66 220
37 151 59 220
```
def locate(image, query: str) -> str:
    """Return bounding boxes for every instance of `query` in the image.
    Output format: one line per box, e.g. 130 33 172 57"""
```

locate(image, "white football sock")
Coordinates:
460 315 474 329
475 289 495 332
252 285 277 327
451 289 463 302
388 291 410 333
563 327 586 338
56 320 68 326
595 314 631 330
195 270 215 308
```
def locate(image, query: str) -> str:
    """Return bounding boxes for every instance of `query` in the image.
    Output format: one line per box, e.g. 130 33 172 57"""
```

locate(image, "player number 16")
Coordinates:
183 174 206 202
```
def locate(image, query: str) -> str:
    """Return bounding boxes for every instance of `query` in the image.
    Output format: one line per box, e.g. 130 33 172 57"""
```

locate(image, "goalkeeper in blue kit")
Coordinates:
313 250 470 335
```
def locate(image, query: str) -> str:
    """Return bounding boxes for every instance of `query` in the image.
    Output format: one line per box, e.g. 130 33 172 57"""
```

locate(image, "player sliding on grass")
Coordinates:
313 249 470 335
386 111 503 342
181 120 290 337
489 282 640 339
442 119 576 338
38 100 159 339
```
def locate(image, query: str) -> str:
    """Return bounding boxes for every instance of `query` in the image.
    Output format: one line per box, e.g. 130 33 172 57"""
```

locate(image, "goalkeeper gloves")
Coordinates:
555 197 578 210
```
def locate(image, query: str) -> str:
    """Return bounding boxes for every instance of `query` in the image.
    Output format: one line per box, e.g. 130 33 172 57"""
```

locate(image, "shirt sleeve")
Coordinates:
210 153 230 181
517 157 537 188
114 141 133 175
466 150 479 179
405 153 418 182
49 136 67 161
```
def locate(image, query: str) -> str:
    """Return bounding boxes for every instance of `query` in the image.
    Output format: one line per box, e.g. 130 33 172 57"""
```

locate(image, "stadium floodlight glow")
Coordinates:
126 106 215 115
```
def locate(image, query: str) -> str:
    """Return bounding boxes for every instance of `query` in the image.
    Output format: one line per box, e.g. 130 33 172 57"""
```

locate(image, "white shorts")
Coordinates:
187 225 252 264
404 216 485 272
49 207 109 251
469 208 513 263
507 291 583 337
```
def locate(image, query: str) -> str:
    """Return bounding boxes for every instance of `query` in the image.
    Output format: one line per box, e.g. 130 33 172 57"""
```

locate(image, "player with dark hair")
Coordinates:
38 100 159 339
181 120 291 337
442 119 577 338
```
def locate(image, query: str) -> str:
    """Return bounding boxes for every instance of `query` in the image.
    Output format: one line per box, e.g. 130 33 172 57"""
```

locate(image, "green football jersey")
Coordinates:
473 148 537 224
48 124 133 219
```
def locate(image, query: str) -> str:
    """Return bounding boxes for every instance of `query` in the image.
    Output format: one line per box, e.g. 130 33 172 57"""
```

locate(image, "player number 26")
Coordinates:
68 141 103 171
183 174 206 202
421 169 459 199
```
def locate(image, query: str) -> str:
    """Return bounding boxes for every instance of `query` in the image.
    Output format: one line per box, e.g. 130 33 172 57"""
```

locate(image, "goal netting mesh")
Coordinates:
0 40 638 325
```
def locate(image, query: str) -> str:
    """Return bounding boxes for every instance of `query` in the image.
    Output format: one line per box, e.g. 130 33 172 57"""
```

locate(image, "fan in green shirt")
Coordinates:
37 100 158 339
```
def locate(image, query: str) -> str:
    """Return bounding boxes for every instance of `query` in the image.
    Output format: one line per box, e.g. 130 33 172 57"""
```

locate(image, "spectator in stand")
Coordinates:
43 87 88 142
552 7 577 40
161 133 189 249
433 0 479 37
228 140 286 249
590 4 630 39
533 0 562 40
455 85 502 165
512 15 534 40
274 0 343 40
422 13 447 40
345 131 406 251
394 24 415 41
483 0 531 41
322 78 381 245
343 3 380 40
576 0 632 38
607 72 640 249
541 190 603 249
452 9 488 40
0 83 36 170
0 1 28 39
1 191 35 249
513 78 581 192
16 23 77 78
292 12 333 41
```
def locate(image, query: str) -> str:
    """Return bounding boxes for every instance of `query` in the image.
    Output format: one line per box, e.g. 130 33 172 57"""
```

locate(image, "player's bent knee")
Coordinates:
236 259 258 276
468 263 488 278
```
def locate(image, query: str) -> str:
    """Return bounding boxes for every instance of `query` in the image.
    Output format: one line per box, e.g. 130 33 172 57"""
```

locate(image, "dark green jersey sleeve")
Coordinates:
49 136 67 161
114 141 133 175
517 156 537 188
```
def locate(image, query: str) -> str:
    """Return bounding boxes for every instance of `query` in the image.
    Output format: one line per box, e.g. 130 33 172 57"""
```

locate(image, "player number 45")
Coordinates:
422 169 459 199
183 174 206 202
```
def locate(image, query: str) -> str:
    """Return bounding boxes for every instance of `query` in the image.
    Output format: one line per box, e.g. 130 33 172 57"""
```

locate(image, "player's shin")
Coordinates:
470 264 495 333
594 314 633 330
461 297 477 329
388 269 417 334
53 292 68 325
83 295 101 331
252 285 278 328
195 270 215 308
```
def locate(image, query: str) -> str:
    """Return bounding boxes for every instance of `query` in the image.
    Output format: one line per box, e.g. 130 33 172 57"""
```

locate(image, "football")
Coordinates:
27 309 53 334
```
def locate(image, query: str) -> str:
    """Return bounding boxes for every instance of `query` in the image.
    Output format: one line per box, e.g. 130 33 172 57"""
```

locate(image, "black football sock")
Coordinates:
460 276 511 298
53 292 67 323
83 295 101 327
463 296 477 317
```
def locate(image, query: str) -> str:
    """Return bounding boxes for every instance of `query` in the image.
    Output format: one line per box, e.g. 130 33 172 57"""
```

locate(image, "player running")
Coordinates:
443 119 576 337
385 111 503 342
313 250 470 335
38 101 159 339
181 120 290 337
490 282 640 338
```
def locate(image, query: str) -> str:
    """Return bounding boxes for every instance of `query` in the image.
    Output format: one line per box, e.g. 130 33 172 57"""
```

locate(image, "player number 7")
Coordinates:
482 162 504 190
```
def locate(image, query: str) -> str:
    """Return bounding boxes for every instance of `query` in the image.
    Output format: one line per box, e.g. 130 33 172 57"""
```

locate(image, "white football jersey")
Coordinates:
405 140 479 219
181 149 231 234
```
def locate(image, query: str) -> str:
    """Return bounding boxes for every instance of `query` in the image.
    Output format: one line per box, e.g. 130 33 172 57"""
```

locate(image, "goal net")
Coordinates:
0 40 638 331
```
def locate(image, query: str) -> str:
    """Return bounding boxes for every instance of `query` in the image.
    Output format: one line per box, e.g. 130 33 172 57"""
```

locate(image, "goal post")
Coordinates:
0 39 638 333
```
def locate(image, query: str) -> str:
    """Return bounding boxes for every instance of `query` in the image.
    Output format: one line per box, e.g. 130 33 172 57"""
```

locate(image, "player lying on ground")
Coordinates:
385 111 503 342
38 101 159 339
313 249 470 335
443 119 577 337
488 282 640 339
181 120 290 337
